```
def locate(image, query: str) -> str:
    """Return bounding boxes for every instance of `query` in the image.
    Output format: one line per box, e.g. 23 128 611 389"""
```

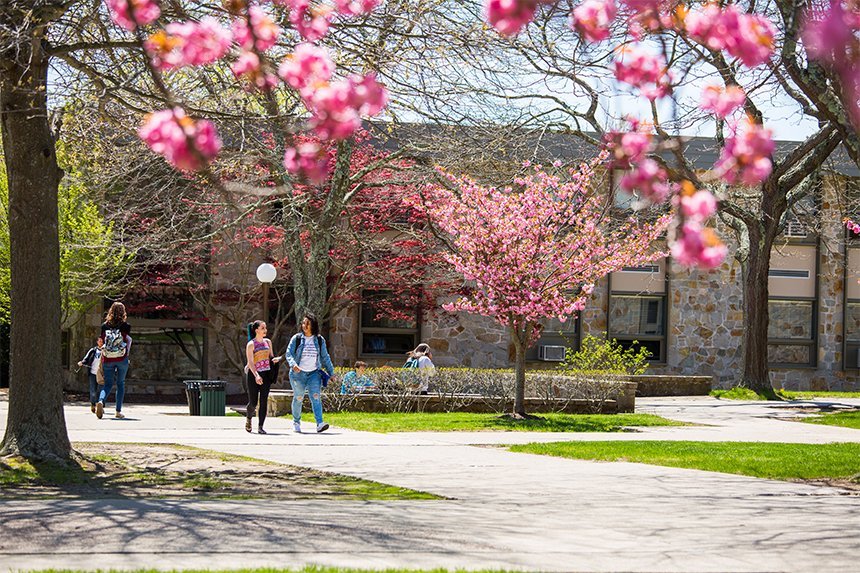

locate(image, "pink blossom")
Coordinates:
679 189 718 221
714 117 774 186
700 84 746 118
303 74 388 140
278 43 335 94
847 219 860 234
232 6 281 52
613 44 671 100
485 0 551 36
685 5 775 67
684 4 726 51
670 222 727 269
619 158 671 203
231 51 278 91
570 0 616 42
284 143 330 183
604 126 652 168
145 18 232 70
347 73 388 116
334 0 380 16
721 7 776 67
803 1 855 63
286 0 334 42
105 0 160 31
802 1 860 126
139 108 221 171
306 81 363 140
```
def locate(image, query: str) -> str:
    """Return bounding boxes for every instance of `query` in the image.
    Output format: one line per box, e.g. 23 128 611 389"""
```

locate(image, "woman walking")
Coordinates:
285 313 335 433
95 302 131 419
244 320 281 434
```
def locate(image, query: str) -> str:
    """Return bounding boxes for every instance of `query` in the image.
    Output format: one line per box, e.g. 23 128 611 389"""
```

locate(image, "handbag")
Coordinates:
319 369 330 388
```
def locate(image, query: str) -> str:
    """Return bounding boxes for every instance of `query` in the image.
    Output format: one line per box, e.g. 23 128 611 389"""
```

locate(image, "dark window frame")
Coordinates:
607 268 670 364
358 289 421 359
843 241 860 370
768 240 819 369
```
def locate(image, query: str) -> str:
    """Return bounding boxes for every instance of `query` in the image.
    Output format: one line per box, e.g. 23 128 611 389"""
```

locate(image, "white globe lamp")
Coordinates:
256 263 277 284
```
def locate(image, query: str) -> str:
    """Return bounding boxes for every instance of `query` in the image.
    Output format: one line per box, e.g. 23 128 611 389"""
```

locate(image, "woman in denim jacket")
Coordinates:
284 313 335 433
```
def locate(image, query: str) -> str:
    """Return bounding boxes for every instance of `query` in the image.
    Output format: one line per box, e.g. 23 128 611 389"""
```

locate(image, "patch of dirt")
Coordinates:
0 443 437 500
791 477 860 494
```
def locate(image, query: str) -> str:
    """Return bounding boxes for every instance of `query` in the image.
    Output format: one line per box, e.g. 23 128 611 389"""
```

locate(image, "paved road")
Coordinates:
1 396 859 572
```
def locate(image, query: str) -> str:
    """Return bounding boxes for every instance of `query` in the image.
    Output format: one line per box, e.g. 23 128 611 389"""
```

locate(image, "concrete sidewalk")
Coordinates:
1 396 859 572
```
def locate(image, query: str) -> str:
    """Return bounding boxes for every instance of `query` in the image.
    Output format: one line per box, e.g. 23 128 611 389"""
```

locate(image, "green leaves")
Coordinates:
560 334 651 376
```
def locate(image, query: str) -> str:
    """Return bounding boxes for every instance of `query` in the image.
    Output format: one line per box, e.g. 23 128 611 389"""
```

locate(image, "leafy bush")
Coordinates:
559 334 650 376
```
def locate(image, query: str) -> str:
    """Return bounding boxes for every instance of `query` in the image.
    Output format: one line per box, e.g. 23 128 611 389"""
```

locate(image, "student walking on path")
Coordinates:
95 302 131 419
244 320 281 434
77 343 103 413
285 313 335 433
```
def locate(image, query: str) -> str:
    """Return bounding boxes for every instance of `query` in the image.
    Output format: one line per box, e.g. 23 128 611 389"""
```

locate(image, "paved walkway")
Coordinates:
1 396 859 572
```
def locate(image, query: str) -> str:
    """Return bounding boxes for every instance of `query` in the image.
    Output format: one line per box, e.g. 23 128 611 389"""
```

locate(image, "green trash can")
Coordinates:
198 380 227 416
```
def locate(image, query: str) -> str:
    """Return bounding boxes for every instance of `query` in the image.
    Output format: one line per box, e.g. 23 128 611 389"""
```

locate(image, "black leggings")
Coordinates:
246 370 273 427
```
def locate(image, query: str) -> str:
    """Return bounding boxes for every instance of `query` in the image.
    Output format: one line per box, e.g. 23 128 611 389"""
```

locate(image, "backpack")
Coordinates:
403 357 419 369
102 326 127 359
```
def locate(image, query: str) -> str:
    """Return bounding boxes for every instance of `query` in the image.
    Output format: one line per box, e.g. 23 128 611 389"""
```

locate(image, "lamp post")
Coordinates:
256 263 277 322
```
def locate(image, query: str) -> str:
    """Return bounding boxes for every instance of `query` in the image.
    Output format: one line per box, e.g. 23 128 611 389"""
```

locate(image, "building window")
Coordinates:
359 290 419 356
844 247 860 369
528 316 579 362
768 245 817 367
608 260 667 363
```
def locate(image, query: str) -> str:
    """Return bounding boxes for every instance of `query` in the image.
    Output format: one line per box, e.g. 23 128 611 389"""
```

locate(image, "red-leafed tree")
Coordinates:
418 156 670 416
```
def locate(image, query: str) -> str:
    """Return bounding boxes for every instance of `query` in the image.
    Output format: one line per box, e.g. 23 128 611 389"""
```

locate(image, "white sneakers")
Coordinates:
294 421 329 432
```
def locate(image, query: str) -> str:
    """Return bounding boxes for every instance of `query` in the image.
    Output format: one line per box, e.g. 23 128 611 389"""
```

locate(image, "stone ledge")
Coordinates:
630 375 713 397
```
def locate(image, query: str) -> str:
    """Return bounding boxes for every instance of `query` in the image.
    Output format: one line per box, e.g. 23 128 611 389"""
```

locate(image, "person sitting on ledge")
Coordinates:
341 361 375 394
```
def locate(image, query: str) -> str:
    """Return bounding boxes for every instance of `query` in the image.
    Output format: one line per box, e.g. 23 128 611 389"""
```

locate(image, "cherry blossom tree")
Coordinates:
418 156 670 416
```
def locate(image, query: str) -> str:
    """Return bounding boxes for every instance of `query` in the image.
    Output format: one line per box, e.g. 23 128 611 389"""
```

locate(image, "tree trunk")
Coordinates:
0 23 71 460
738 226 781 400
511 327 527 416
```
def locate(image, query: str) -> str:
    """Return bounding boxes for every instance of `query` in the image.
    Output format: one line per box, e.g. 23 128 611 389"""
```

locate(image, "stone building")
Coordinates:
54 133 860 396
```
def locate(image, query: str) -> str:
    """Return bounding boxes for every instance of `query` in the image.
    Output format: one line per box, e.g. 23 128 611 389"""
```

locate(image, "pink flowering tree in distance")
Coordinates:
418 156 670 416
462 0 860 399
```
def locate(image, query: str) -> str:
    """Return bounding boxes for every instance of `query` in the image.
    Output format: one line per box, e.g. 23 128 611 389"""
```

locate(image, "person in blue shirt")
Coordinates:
284 313 336 433
341 361 375 394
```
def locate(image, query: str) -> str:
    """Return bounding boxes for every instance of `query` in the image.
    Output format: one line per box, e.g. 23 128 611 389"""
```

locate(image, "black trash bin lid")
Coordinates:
199 380 227 390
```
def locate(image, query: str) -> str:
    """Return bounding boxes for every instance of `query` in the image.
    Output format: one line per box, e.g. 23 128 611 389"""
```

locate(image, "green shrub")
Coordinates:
559 334 650 376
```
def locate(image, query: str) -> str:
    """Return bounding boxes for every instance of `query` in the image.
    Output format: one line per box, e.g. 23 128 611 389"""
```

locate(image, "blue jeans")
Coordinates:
100 358 129 412
88 373 102 406
290 369 323 424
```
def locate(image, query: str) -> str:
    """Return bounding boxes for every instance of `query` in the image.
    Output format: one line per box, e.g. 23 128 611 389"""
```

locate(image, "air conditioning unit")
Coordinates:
539 345 567 362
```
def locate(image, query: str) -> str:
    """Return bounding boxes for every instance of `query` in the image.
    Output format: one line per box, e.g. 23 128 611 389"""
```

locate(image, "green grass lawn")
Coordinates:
314 411 686 433
711 387 860 400
781 390 860 399
801 410 860 430
509 441 860 480
28 569 508 573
